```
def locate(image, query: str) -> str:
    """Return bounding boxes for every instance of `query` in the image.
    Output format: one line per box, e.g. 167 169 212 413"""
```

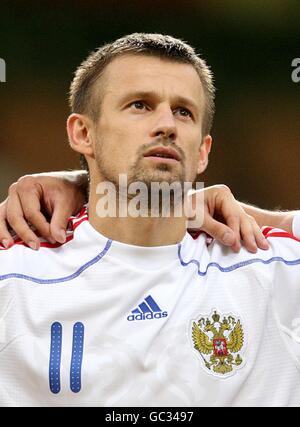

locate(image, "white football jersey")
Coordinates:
1 207 300 407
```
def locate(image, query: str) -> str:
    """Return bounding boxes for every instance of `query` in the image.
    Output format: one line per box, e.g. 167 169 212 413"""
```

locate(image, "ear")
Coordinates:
197 134 212 174
67 113 95 158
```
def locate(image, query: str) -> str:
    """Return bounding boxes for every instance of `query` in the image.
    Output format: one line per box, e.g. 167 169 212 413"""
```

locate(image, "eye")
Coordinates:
130 101 147 110
175 107 193 118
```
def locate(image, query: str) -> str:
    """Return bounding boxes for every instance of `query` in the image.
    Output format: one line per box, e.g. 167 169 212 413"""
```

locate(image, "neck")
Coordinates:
88 186 187 247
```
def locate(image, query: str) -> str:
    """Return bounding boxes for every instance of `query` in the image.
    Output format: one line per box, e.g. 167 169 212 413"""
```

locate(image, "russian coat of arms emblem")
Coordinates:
191 310 245 377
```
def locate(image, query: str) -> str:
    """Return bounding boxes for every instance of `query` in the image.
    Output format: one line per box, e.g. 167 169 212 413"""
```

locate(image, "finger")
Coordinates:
239 217 259 253
225 215 242 252
6 188 40 250
0 199 14 248
215 194 243 251
17 184 55 244
240 217 269 252
201 215 236 247
253 222 269 250
49 199 74 243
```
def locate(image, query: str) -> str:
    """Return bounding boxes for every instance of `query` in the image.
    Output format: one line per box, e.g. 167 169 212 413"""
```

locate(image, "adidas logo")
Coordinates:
127 295 168 321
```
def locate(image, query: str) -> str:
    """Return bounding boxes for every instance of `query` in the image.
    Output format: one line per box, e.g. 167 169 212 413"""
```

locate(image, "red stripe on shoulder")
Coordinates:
39 235 74 248
71 206 88 221
262 226 275 237
72 216 88 231
264 231 300 244
11 234 74 250
0 206 88 251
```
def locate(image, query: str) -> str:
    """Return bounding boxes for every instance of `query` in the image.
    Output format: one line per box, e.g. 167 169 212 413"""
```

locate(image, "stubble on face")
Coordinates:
94 136 190 214
95 135 186 184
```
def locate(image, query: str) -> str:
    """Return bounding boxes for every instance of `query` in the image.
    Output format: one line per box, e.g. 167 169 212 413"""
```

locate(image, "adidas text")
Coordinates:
127 311 168 321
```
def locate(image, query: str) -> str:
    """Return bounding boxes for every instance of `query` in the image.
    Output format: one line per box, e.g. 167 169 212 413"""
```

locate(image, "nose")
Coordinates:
150 104 177 141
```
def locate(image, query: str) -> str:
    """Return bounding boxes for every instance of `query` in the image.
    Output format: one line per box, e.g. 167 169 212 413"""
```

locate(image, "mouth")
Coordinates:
143 147 181 163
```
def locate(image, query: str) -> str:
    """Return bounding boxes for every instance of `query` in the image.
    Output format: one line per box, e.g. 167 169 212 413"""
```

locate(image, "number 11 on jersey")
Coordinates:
49 322 85 394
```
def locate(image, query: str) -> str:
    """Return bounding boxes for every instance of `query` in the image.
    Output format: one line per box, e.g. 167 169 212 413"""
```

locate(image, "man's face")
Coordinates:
91 54 210 188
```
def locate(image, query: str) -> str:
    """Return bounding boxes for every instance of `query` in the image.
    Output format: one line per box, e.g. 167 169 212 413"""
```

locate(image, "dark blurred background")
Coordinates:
0 0 299 209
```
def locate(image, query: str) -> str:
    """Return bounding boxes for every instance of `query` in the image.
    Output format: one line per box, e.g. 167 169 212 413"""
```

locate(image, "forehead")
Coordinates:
100 54 205 107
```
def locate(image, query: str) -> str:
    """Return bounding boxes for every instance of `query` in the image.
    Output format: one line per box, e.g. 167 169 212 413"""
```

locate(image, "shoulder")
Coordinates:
262 226 300 255
0 206 89 253
182 226 300 277
0 207 94 283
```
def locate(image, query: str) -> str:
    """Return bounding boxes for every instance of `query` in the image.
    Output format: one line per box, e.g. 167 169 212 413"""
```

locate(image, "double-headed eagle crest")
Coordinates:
192 310 244 376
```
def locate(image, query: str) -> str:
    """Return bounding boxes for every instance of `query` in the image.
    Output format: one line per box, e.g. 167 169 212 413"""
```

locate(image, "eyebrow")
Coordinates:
118 90 200 113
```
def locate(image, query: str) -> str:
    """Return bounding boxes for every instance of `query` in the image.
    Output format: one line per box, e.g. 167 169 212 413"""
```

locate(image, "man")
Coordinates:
1 33 300 407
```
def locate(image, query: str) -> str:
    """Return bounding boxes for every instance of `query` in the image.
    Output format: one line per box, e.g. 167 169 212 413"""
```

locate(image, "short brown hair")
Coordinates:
69 33 215 172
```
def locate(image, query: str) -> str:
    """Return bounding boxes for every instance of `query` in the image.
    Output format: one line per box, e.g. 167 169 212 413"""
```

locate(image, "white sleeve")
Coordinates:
292 212 300 239
269 232 300 358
